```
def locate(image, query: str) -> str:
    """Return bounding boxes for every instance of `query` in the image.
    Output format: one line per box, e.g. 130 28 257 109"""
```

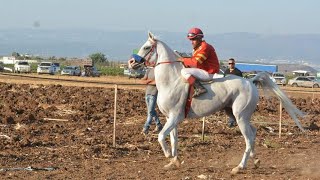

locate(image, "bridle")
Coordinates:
142 41 157 67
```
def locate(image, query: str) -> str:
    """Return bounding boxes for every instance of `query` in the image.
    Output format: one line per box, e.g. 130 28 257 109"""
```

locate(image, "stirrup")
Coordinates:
193 88 207 97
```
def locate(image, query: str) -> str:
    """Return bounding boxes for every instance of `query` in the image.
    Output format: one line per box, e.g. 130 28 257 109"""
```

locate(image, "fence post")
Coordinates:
279 100 282 138
113 84 118 147
201 117 205 141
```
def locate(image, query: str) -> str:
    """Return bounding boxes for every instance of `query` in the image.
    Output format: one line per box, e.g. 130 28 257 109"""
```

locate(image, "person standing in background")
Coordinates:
224 58 243 77
141 67 163 135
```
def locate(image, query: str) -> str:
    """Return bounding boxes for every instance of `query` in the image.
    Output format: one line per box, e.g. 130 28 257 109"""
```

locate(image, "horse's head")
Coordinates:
129 32 158 69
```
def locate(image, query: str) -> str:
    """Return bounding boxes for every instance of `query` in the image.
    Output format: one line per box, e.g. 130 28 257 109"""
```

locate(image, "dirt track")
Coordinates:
0 75 319 179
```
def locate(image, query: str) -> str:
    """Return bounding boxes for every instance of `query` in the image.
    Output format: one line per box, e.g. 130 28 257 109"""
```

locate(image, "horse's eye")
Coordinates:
144 46 151 50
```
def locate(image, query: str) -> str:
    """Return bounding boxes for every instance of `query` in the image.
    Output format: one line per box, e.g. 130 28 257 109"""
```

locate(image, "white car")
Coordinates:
14 61 31 73
123 68 145 79
61 66 81 76
37 62 55 75
288 76 319 88
272 72 286 85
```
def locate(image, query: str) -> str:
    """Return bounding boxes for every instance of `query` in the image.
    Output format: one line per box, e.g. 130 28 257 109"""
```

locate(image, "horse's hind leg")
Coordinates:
225 107 236 127
231 116 256 174
250 124 260 168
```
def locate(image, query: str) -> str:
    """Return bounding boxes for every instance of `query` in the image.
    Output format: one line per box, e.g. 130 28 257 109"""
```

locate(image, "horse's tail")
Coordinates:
251 72 305 132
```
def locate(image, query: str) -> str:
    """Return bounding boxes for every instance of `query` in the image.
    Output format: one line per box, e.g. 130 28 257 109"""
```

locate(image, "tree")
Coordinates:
89 52 108 64
11 52 26 60
11 52 20 57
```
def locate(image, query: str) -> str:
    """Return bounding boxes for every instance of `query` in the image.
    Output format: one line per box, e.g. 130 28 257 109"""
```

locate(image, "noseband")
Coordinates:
143 42 157 66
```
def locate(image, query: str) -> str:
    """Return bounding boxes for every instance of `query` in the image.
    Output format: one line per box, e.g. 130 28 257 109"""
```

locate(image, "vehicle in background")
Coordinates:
272 72 286 85
37 62 55 75
0 61 14 72
124 67 146 79
0 62 4 72
82 65 100 77
61 66 81 76
306 76 318 81
288 76 319 88
14 61 31 73
53 62 60 72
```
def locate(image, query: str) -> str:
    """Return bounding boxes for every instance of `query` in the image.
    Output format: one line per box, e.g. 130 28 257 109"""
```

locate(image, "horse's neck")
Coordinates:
155 41 185 89
157 41 177 62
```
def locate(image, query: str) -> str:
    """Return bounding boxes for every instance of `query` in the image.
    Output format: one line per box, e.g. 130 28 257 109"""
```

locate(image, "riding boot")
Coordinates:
186 76 207 97
193 80 207 97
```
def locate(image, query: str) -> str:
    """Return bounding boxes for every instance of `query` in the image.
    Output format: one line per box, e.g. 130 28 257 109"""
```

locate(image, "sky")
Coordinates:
0 0 319 35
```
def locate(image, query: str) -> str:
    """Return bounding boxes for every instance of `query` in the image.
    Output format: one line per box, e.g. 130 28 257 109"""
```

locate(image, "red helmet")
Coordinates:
187 27 204 40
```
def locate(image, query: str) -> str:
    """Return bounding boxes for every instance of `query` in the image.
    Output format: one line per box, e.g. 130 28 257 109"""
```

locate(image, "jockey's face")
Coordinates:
190 38 202 49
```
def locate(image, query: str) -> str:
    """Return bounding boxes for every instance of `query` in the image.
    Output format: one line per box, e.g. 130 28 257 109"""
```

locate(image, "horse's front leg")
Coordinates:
158 117 175 158
170 127 178 157
164 127 181 169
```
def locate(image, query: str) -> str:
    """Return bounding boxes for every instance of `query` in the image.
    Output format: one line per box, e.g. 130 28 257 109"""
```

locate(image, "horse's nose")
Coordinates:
128 58 135 64
128 58 135 68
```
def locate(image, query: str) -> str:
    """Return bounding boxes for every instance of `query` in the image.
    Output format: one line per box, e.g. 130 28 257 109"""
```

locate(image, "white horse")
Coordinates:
129 32 305 174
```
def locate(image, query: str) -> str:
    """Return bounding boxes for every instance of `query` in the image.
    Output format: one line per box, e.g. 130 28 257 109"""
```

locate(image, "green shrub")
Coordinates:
98 66 125 76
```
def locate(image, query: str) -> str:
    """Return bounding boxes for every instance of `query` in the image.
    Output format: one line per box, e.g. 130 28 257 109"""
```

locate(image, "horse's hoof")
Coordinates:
173 157 181 168
231 166 242 175
164 152 172 158
254 159 260 169
164 161 175 170
163 158 181 170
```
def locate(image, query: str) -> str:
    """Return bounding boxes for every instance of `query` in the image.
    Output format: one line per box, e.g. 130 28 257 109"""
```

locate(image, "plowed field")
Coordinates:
0 75 319 179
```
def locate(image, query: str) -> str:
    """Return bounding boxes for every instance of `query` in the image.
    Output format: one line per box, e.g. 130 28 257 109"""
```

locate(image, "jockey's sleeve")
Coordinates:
183 46 210 67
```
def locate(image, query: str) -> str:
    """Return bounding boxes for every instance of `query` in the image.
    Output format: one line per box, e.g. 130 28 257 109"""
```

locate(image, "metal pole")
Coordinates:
113 84 118 147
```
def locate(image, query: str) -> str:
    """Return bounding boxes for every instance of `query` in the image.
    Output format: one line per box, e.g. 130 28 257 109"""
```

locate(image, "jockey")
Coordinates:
180 27 220 97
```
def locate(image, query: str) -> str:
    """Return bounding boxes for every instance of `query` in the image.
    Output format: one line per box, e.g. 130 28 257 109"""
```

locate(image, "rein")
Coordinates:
155 61 184 67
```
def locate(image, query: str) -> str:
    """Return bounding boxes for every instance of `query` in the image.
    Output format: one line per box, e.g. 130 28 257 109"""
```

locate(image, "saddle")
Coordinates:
184 74 224 117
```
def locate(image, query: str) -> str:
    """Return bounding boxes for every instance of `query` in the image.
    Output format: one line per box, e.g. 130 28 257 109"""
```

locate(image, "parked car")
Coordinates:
306 76 317 81
0 62 4 72
61 66 81 76
82 65 100 77
53 62 60 72
288 76 319 88
124 67 146 79
272 72 286 85
37 62 56 75
14 61 31 73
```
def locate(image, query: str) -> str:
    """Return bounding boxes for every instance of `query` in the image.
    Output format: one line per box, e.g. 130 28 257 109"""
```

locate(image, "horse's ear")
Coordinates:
148 32 155 41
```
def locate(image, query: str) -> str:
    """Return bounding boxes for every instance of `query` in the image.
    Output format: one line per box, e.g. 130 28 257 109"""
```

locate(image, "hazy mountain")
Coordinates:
0 29 319 66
